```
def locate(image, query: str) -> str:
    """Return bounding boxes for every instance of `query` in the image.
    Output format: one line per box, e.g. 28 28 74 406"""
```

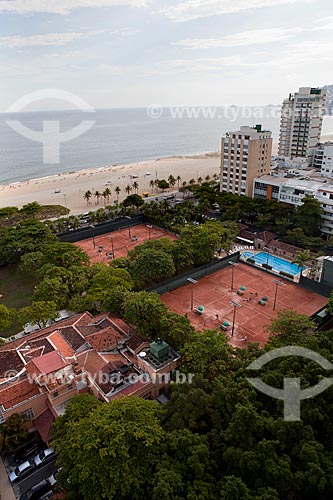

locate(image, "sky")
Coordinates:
0 0 332 111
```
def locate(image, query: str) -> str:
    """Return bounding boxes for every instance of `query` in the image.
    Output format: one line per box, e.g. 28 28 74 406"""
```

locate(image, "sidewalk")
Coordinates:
0 457 16 500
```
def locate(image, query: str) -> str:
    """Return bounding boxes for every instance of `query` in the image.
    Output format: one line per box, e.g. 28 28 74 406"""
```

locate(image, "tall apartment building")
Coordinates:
220 125 272 197
312 142 333 177
278 87 327 161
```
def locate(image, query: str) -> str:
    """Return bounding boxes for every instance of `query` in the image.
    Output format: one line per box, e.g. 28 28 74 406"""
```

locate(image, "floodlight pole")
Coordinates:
272 279 283 311
229 261 237 290
147 224 152 239
110 237 115 258
187 278 197 311
230 300 241 337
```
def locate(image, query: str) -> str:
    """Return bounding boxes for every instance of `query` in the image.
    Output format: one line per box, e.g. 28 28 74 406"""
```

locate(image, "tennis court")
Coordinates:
161 262 327 347
74 224 176 263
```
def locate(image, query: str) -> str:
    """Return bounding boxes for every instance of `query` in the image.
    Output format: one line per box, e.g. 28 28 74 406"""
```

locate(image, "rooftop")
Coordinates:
29 350 69 376
0 377 40 410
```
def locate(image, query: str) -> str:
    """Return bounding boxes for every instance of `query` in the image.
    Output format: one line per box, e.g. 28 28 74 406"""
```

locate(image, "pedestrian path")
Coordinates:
0 457 16 500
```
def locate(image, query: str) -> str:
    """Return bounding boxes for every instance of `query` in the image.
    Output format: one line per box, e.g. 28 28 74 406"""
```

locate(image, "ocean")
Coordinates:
0 106 284 185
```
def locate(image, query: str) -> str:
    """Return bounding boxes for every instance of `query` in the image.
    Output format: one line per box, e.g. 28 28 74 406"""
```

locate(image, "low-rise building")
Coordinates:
0 312 180 442
312 142 333 177
252 174 333 236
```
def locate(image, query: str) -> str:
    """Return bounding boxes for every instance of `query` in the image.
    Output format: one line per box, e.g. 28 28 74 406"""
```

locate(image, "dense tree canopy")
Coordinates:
52 311 333 500
52 396 164 500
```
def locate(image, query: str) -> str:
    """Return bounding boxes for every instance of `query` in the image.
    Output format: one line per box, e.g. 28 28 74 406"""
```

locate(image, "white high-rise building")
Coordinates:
278 87 327 161
312 142 333 178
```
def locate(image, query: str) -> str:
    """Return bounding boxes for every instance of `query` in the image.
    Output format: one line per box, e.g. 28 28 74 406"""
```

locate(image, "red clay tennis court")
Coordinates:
74 224 176 263
161 262 327 347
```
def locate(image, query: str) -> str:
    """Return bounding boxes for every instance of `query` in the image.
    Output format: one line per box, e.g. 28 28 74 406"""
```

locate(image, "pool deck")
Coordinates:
74 224 176 263
161 262 327 347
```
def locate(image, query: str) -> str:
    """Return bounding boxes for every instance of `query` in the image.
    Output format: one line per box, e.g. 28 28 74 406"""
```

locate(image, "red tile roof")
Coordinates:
85 328 125 351
76 350 106 375
30 351 69 375
0 377 40 410
48 332 75 358
0 350 24 378
34 408 55 443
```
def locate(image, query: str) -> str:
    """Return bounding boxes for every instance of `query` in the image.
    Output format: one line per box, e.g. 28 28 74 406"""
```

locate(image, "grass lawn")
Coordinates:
0 264 36 338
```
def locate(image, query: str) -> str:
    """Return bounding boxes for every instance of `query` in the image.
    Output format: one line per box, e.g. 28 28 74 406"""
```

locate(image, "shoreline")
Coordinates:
0 152 222 214
0 150 220 188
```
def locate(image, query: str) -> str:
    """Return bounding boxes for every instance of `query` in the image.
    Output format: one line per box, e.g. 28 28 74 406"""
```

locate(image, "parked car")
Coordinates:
9 460 34 483
47 471 58 486
33 448 55 466
14 438 42 463
19 479 53 500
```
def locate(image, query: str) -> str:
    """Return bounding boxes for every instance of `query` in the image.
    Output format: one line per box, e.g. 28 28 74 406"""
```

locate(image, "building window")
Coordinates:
22 408 34 421
68 383 74 390
53 391 59 398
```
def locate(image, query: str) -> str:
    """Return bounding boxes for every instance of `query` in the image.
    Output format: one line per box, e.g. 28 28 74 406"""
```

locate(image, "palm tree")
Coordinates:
205 175 210 182
213 173 219 181
168 175 176 188
198 176 203 185
149 179 155 193
125 184 132 196
102 187 111 205
132 181 139 194
83 190 92 206
292 249 310 273
176 175 182 190
94 190 101 205
189 178 195 186
115 186 121 204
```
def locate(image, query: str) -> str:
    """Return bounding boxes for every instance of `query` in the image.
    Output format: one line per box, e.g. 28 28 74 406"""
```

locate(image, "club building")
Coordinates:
0 313 180 443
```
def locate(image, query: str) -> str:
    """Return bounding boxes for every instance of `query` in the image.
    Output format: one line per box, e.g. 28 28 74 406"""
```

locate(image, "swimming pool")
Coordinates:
241 251 304 276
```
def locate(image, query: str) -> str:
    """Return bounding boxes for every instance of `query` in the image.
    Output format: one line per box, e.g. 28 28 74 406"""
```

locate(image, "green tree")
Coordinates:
158 179 169 191
130 248 175 286
122 194 144 208
83 190 92 205
52 396 164 500
0 304 15 331
267 309 316 345
32 277 69 309
294 196 323 237
114 186 121 204
0 413 28 452
18 301 58 329
292 249 311 271
20 201 41 216
122 291 168 338
181 330 234 380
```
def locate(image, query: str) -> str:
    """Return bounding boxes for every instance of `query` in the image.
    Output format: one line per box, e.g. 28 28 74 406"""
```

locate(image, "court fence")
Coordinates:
299 275 331 298
146 252 240 295
58 214 145 243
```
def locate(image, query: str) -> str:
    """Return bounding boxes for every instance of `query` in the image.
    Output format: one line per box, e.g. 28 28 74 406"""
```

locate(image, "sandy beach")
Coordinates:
0 137 330 215
0 153 221 214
